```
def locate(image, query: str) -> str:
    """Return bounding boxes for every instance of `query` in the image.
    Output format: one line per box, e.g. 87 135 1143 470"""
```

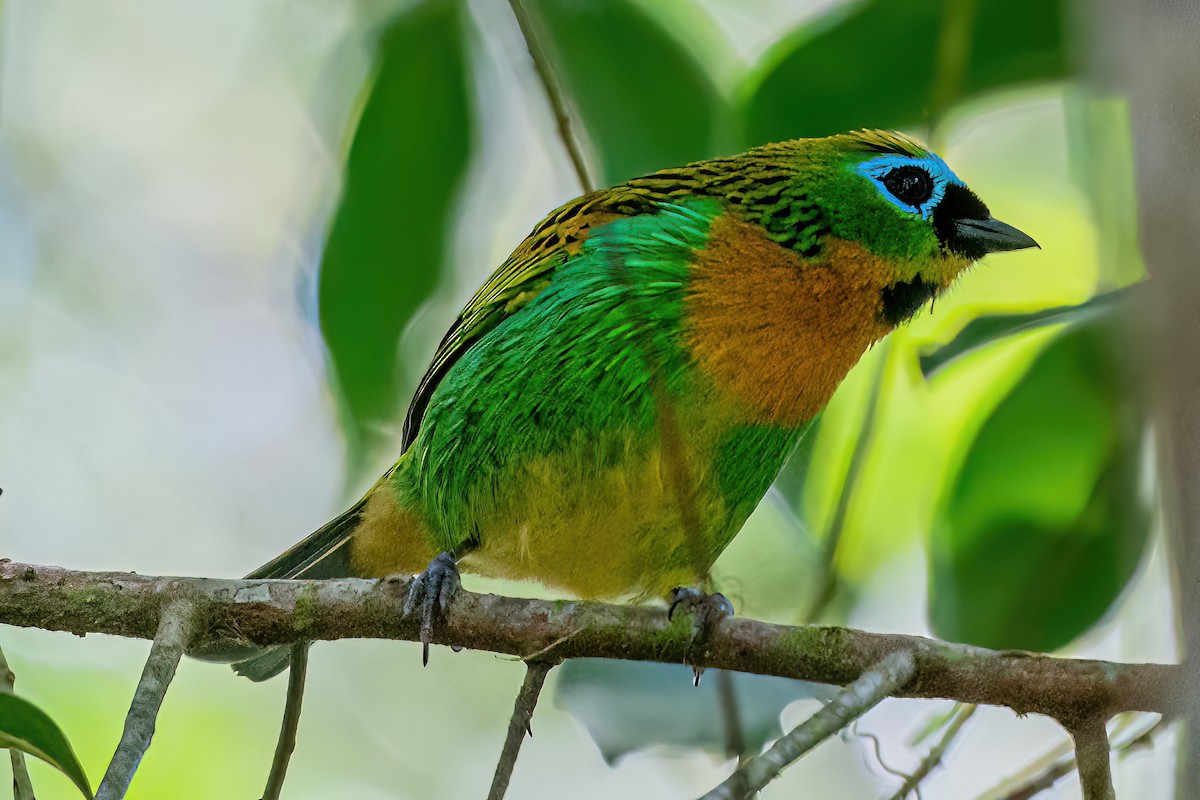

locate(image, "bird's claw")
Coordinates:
402 552 461 665
667 587 734 686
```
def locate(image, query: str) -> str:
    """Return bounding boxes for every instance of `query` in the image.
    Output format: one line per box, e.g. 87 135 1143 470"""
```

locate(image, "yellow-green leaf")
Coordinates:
0 693 92 798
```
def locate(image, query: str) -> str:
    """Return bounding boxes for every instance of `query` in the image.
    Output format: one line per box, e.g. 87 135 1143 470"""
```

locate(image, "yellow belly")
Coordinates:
460 447 730 601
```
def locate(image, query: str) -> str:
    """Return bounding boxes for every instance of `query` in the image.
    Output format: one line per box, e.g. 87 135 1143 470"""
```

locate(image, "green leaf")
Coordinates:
0 693 92 798
929 317 1150 651
741 0 1068 143
319 0 472 460
554 659 835 762
523 0 726 185
918 285 1141 378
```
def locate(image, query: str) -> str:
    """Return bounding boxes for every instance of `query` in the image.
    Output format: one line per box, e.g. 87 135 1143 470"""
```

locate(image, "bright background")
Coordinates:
0 0 1173 798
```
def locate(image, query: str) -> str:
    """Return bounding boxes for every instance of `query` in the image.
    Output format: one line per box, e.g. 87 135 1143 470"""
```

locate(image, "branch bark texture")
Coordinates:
0 561 1177 724
95 598 192 800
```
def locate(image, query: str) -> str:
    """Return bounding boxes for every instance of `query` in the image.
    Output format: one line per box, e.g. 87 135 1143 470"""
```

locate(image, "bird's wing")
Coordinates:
400 187 665 448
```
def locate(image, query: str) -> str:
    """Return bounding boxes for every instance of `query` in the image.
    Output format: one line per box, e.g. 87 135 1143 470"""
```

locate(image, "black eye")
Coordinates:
882 166 933 208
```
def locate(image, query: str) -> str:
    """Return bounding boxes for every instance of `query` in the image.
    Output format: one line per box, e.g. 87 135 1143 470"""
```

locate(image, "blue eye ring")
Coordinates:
855 153 965 220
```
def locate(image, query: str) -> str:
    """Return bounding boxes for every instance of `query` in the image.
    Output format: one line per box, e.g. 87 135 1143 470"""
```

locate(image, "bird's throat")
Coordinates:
880 276 940 325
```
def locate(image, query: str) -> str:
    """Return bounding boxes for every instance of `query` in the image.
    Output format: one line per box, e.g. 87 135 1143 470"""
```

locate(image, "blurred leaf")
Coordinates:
919 285 1141 378
554 659 835 762
742 0 1068 143
0 693 92 798
523 0 726 185
929 316 1150 651
319 0 472 460
1065 92 1146 288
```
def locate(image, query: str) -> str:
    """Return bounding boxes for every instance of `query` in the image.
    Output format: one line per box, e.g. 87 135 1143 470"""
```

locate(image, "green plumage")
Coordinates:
233 131 1035 680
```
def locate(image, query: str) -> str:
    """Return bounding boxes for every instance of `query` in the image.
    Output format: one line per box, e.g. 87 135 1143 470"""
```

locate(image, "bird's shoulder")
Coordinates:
401 184 707 448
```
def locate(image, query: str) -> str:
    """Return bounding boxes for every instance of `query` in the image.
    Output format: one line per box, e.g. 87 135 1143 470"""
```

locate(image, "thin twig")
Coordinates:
699 650 918 800
95 599 193 800
506 0 594 192
716 670 748 761
0 562 1178 721
1071 718 1116 800
260 643 309 800
803 340 890 623
0 643 36 800
487 660 555 800
887 704 977 800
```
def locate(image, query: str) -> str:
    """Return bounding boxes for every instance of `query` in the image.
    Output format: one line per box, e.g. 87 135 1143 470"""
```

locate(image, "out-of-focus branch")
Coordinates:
260 643 309 800
803 340 890 623
1093 0 1200 792
487 660 555 800
699 650 918 800
0 561 1178 722
95 599 193 800
1070 718 1116 800
982 714 1163 800
887 703 977 800
0 643 36 800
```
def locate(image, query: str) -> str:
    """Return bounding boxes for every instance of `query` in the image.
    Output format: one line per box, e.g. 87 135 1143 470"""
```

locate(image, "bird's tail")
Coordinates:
228 497 367 681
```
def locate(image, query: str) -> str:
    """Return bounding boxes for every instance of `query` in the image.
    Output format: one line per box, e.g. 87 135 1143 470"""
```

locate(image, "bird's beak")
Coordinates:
952 216 1039 255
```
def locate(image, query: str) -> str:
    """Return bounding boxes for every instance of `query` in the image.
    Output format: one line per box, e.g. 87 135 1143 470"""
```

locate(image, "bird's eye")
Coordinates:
882 166 934 208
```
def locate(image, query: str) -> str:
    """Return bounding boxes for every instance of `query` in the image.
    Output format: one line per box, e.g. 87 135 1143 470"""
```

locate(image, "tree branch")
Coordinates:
0 561 1177 723
95 598 193 800
1070 718 1116 800
699 650 917 800
982 714 1163 800
0 643 36 800
487 660 555 800
260 643 309 800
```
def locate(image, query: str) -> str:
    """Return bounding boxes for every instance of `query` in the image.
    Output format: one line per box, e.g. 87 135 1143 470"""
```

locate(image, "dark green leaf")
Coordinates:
929 317 1150 651
918 285 1141 378
524 0 726 185
319 0 472 460
554 659 835 762
742 0 1068 143
0 693 92 798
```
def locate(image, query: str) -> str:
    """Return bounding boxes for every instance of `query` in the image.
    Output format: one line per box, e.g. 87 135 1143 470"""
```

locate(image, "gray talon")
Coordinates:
403 552 461 665
667 587 734 685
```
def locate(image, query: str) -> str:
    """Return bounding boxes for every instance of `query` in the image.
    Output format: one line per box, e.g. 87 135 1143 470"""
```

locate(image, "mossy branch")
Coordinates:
0 560 1177 724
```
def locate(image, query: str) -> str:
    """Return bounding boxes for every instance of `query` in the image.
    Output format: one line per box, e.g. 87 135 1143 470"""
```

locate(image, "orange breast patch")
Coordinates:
683 215 898 426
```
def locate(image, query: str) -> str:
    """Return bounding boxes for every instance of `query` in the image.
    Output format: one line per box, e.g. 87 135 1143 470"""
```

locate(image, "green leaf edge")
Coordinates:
918 284 1142 379
0 694 93 798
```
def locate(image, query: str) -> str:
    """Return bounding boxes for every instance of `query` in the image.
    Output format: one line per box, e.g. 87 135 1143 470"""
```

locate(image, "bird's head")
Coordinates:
803 130 1038 323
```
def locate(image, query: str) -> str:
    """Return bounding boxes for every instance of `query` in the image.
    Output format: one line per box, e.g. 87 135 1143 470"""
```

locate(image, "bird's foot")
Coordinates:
402 552 461 666
668 587 734 686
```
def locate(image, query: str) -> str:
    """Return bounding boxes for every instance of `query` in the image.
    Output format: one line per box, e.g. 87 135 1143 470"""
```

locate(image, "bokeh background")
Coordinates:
0 0 1174 797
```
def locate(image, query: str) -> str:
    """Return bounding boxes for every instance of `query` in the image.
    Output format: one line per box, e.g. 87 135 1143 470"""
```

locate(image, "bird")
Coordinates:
232 129 1037 680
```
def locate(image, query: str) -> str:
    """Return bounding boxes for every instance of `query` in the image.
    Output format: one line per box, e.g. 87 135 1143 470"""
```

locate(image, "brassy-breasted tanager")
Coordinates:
232 130 1037 680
